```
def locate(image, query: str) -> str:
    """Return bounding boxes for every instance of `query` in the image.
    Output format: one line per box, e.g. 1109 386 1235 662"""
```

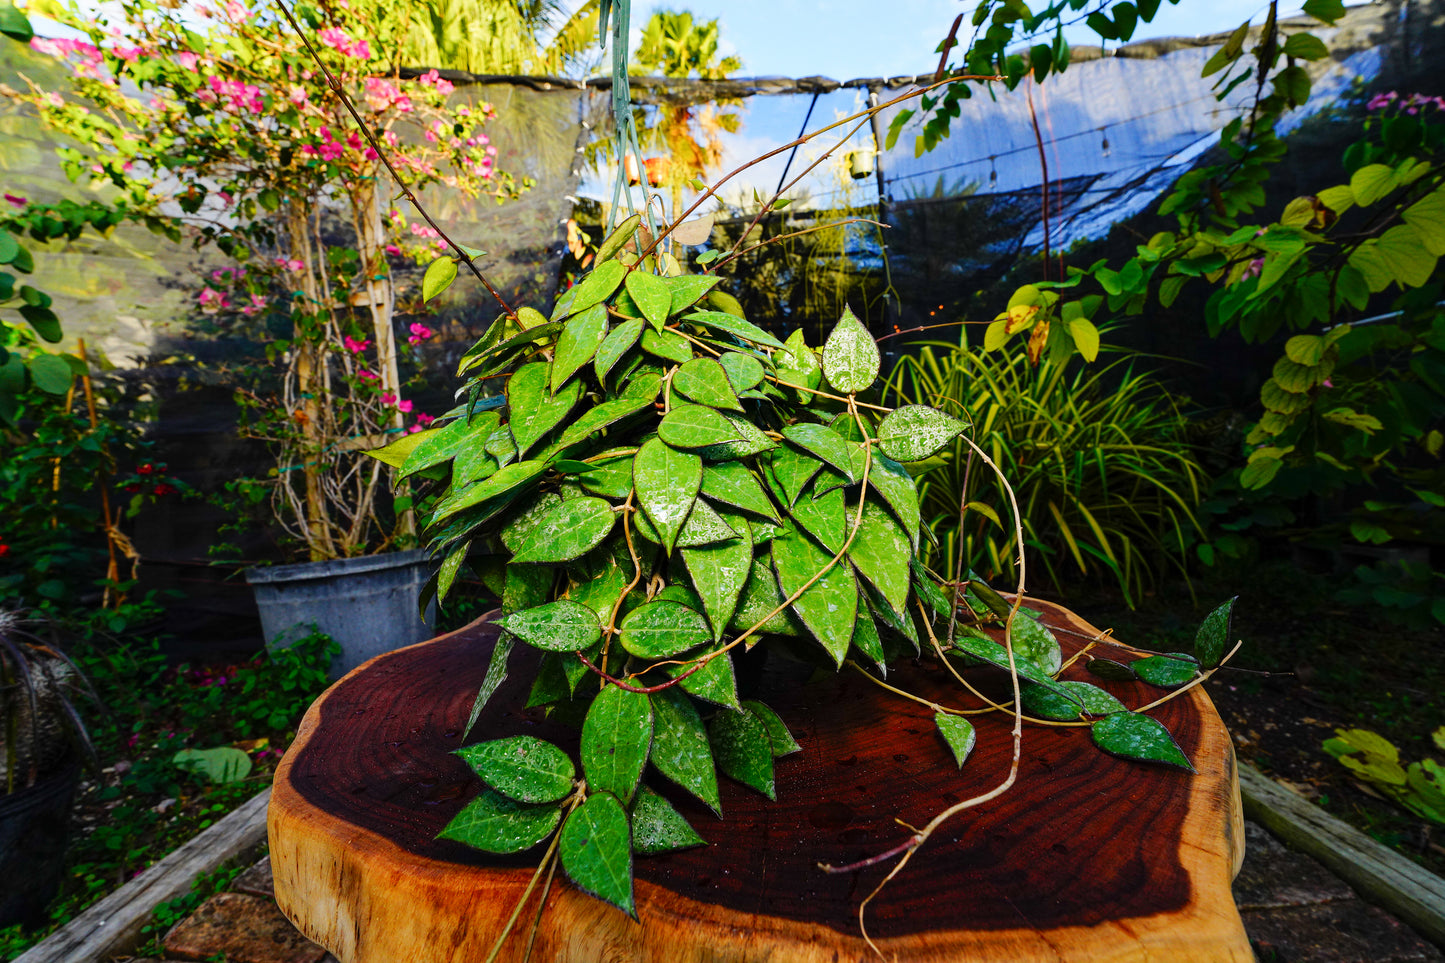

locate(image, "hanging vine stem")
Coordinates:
820 428 1029 960
273 0 519 323
483 787 585 963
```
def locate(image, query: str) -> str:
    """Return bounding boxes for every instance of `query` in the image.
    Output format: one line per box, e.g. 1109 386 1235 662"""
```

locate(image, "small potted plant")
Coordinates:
0 609 98 929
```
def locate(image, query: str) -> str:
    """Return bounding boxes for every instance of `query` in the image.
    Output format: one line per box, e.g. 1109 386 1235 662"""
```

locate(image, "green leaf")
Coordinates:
1193 597 1235 669
847 502 911 616
771 521 857 666
438 788 561 854
595 317 645 382
674 358 744 411
464 636 515 736
431 459 547 524
640 327 693 363
772 329 822 402
458 322 563 376
788 481 846 554
876 405 968 462
1021 680 1126 720
559 792 635 918
649 686 720 812
659 404 745 448
665 274 721 316
729 556 803 638
508 497 616 565
1067 317 1100 362
698 412 778 461
820 305 880 394
496 599 602 652
619 600 712 659
1402 188 1445 257
782 424 856 481
1282 32 1328 59
581 684 653 803
22 304 61 342
684 310 785 349
631 786 706 854
1350 164 1399 207
556 260 626 321
1091 713 1194 771
422 256 458 303
866 453 922 549
1086 658 1136 682
1132 655 1199 688
743 700 800 756
456 736 575 804
578 449 636 499
625 270 672 332
1301 0 1344 23
552 304 609 392
934 713 977 768
950 633 1080 703
671 647 740 709
0 5 33 42
766 446 823 507
850 610 885 668
27 354 72 395
173 747 252 784
682 526 752 640
400 413 497 479
1010 614 1063 677
707 707 776 799
553 385 660 450
701 461 779 520
633 438 702 554
595 214 640 265
717 351 764 391
508 362 581 457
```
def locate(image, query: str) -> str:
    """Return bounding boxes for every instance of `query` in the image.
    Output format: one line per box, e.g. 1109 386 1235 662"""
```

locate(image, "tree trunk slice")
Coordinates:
270 600 1250 962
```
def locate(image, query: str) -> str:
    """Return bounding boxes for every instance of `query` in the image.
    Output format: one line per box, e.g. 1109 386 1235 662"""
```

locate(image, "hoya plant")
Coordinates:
369 221 1241 932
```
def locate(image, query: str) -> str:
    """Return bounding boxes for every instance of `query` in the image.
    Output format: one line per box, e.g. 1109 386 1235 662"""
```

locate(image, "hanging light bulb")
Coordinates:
1100 128 1112 159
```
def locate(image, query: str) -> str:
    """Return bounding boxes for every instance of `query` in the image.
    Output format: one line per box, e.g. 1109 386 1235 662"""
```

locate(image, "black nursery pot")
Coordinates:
0 760 80 929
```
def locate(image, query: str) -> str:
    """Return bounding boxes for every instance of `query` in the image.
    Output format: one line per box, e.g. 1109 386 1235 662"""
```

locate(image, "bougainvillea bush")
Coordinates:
10 0 528 558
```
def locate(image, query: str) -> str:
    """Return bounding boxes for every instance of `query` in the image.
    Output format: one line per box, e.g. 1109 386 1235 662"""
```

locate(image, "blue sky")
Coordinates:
631 0 1301 80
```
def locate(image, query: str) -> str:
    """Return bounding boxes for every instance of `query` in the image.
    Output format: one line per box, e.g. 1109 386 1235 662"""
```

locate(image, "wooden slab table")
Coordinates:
270 600 1252 962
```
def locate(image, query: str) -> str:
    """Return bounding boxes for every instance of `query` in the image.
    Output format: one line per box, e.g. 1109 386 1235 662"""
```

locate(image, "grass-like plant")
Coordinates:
885 336 1207 606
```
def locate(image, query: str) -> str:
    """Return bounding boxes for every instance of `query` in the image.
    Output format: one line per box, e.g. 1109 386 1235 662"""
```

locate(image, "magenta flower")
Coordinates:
358 370 379 381
344 335 371 353
407 322 434 345
4 193 26 208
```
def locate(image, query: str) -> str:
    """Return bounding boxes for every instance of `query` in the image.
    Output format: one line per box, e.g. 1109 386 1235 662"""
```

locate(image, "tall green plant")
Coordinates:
886 336 1207 605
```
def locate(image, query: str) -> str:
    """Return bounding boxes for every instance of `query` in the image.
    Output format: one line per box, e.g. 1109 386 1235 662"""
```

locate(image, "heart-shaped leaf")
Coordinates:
766 446 823 507
633 438 702 554
438 788 561 854
717 351 764 391
496 599 602 652
698 412 777 460
1091 712 1194 771
456 736 575 804
507 497 617 564
1021 681 1126 721
670 647 739 709
1010 614 1063 677
649 687 720 812
707 707 776 799
1132 654 1199 688
559 792 635 917
625 269 672 331
951 632 1080 703
821 305 880 394
640 327 693 363
581 684 653 802
788 482 846 555
422 255 457 303
665 273 721 314
876 405 969 462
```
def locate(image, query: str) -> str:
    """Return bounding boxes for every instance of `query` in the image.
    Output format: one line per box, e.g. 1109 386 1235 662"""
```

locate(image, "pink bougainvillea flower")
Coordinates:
317 27 351 51
223 0 249 20
358 370 379 381
287 84 308 106
415 412 435 427
174 51 198 71
4 193 26 208
343 335 371 353
380 392 397 405
114 45 143 62
385 244 402 256
396 399 413 413
241 294 268 316
407 322 434 344
198 287 227 311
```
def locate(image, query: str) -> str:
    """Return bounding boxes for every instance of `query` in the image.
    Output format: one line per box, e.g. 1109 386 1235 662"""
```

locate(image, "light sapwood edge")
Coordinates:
271 606 1252 962
1239 762 1445 948
16 787 271 963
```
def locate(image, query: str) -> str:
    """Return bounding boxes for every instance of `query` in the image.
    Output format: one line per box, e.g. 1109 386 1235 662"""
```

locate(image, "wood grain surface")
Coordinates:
270 601 1251 962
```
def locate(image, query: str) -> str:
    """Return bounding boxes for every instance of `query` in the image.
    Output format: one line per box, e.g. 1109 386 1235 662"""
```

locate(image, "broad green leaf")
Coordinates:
1350 163 1398 207
464 635 514 736
682 526 751 640
1375 223 1437 288
431 459 546 523
659 403 744 448
1067 317 1100 362
717 351 764 391
556 260 625 320
1091 713 1194 771
438 788 561 854
0 6 32 42
1402 187 1445 257
699 412 778 460
631 786 706 854
458 321 561 376
820 305 880 394
743 700 800 756
789 483 846 555
422 256 457 302
1021 681 1126 721
581 684 653 802
173 747 252 784
578 449 635 499
565 546 633 627
702 461 779 520
684 309 785 349
767 446 823 507
1193 597 1236 669
934 713 977 768
559 792 635 918
707 707 776 799
1132 654 1198 688
619 600 712 659
625 270 672 331
850 610 885 668
649 687 721 812
876 405 968 462
437 540 470 603
670 647 740 709
400 412 499 480
552 303 609 391
849 502 911 616
496 599 602 652
553 386 659 450
508 363 582 457
451 441 499 489
456 736 575 804
772 329 822 402
595 317 645 382
665 274 722 316
867 453 922 549
674 358 744 411
1086 658 1136 682
729 556 804 638
633 438 702 554
27 354 71 395
782 424 856 481
772 521 857 665
950 633 1080 703
596 214 640 264
502 562 553 616
640 327 693 363
508 497 616 564
371 427 438 471
1010 615 1063 677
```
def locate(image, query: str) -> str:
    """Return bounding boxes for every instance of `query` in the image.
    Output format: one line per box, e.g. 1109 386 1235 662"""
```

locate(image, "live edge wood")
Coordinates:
270 601 1251 962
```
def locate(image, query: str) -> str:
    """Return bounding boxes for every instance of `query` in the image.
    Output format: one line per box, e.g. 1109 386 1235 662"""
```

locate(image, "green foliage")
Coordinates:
1324 727 1445 824
885 337 1207 605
